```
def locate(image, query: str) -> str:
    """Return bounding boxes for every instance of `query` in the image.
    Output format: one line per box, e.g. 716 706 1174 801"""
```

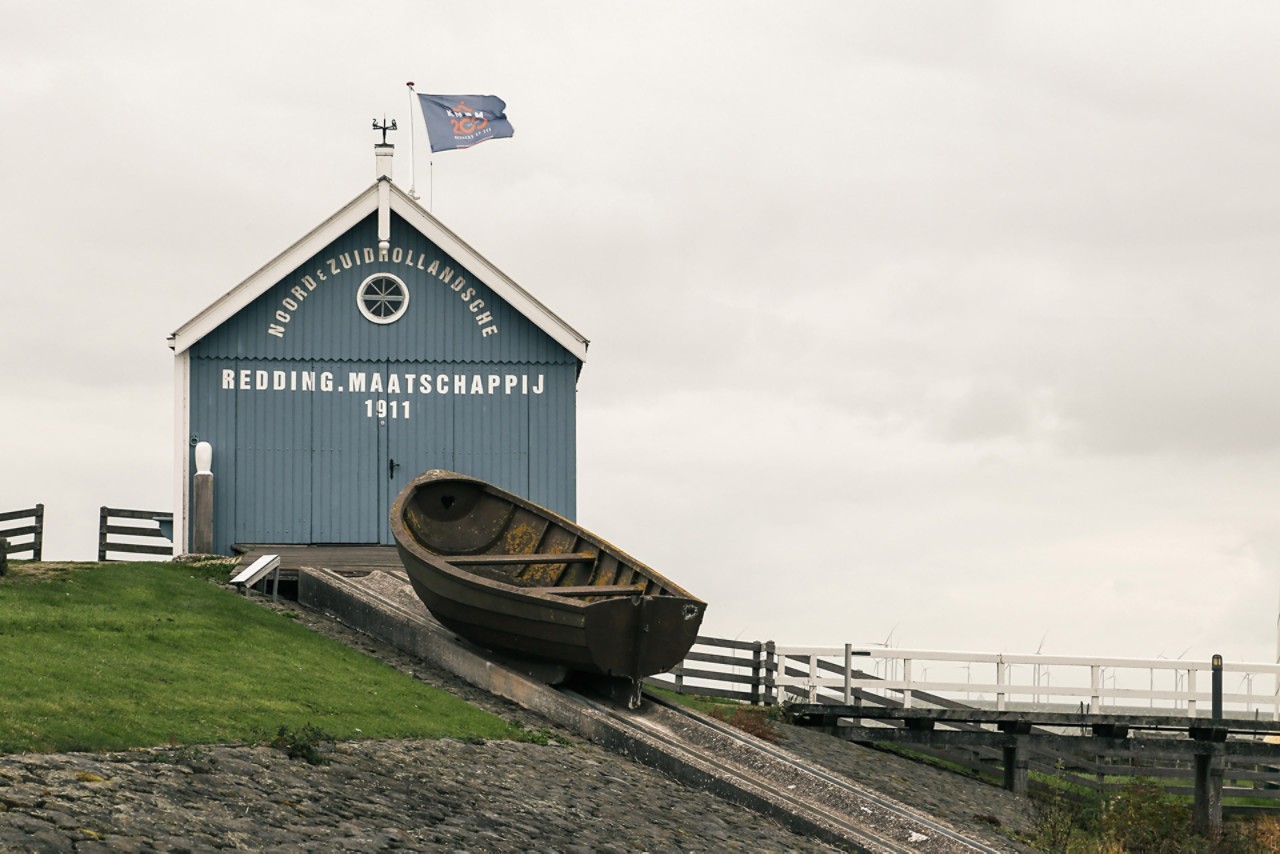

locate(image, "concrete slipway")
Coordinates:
292 566 1004 853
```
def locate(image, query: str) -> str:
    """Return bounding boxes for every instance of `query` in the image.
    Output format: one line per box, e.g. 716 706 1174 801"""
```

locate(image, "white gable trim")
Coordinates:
387 185 588 360
169 183 589 362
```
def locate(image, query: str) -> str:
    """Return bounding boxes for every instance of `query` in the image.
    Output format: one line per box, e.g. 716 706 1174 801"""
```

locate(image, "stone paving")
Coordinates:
0 591 1038 852
0 738 839 852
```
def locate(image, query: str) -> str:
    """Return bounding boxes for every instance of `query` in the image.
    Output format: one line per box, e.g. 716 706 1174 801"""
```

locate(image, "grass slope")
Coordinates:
0 562 523 753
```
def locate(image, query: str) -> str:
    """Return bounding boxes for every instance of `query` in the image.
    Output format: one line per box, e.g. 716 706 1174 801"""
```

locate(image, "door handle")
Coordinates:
388 458 400 480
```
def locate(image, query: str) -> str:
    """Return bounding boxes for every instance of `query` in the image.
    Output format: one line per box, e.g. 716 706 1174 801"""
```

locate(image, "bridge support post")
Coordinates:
1002 736 1028 796
1193 746 1224 837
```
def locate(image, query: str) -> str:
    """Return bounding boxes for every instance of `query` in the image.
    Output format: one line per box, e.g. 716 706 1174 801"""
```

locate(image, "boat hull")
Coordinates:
391 471 705 683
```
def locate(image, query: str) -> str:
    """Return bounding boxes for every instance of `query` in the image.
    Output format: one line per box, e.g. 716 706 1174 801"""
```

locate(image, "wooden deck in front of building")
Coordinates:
232 544 405 578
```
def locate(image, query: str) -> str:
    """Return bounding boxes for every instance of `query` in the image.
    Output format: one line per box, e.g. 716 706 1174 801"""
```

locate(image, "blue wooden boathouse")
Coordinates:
168 144 588 555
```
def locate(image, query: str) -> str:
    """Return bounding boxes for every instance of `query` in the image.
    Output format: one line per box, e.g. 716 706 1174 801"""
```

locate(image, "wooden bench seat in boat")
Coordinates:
440 553 596 565
525 584 646 597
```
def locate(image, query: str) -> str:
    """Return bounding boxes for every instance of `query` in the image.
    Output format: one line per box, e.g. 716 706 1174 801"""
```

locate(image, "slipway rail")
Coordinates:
572 688 1001 853
294 567 1004 853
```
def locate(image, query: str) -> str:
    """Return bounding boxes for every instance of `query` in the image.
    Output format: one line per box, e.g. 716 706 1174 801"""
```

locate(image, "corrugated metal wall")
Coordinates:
188 212 580 553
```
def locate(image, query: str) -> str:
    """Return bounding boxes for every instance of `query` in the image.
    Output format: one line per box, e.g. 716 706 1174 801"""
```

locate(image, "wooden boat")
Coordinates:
390 470 706 704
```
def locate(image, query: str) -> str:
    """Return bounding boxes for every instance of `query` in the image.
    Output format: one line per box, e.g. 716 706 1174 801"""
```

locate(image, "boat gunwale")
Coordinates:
390 470 704 606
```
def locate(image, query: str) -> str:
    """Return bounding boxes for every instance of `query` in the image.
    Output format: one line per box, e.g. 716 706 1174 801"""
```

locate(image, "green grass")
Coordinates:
644 687 784 741
0 562 526 753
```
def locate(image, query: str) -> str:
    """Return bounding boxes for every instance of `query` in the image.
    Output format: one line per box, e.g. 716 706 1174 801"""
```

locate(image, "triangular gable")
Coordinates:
170 183 589 362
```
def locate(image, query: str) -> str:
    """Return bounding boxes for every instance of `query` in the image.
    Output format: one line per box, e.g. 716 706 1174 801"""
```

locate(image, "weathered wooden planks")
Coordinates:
0 504 43 560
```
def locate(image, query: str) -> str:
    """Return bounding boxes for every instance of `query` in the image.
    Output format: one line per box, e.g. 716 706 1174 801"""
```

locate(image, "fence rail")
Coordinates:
769 645 1280 719
644 636 769 703
0 504 44 560
98 507 174 561
652 639 1280 819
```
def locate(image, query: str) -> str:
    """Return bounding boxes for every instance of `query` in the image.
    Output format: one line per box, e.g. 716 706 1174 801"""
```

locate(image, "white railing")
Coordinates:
772 645 1280 719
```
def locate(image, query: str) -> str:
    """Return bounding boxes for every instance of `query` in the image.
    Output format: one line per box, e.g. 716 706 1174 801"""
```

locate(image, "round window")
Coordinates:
356 274 410 324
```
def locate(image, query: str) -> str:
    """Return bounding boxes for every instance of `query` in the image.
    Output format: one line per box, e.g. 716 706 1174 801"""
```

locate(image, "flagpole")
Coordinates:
406 81 420 200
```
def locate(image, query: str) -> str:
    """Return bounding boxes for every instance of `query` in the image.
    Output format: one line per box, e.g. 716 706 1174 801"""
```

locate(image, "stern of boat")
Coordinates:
584 595 705 684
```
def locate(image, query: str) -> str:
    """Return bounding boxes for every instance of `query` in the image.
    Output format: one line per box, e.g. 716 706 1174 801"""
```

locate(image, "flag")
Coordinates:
416 93 514 152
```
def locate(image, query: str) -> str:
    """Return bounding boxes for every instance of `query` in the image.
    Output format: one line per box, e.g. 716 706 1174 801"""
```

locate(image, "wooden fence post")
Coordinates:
0 538 8 576
98 507 109 562
764 640 777 705
192 441 214 554
751 641 763 706
32 503 43 561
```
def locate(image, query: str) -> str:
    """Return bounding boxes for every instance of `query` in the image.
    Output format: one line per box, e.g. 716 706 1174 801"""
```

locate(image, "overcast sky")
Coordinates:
5 1 1280 665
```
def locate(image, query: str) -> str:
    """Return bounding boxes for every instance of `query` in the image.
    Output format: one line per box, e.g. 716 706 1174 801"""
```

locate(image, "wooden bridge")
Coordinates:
648 639 1280 835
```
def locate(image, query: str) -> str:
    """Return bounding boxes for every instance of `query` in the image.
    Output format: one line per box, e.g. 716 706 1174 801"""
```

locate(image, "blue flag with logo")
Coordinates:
416 94 514 152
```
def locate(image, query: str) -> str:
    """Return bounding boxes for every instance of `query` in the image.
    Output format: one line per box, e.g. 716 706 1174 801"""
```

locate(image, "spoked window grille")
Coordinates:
357 274 410 324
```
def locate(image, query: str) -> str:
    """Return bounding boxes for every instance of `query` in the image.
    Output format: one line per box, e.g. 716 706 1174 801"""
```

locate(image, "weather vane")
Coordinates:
372 115 397 144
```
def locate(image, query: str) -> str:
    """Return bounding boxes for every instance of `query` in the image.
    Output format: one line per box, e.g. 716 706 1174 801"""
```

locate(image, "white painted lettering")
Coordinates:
392 247 403 263
282 297 298 311
348 373 366 393
437 373 450 393
454 375 466 394
316 268 326 281
364 247 375 263
470 375 484 394
273 371 286 390
222 370 235 389
255 370 268 390
302 275 318 291
426 260 439 275
276 310 291 323
459 287 475 302
290 286 307 301
532 374 544 394
440 266 454 285
475 311 492 325
369 373 383 393
320 372 334 392
404 249 415 266
420 375 433 393
387 374 401 394
302 372 316 391
404 373 416 392
340 252 353 269
469 299 485 312
267 324 285 338
240 369 252 390
482 326 499 337
504 375 517 394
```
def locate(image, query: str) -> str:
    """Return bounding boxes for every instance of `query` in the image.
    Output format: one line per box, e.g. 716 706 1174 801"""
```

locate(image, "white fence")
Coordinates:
773 645 1280 718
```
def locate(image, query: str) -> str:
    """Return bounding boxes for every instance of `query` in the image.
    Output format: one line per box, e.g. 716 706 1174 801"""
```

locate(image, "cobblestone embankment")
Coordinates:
0 592 1037 852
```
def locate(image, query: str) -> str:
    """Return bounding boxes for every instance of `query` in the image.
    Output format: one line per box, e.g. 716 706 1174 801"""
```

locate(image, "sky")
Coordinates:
4 1 1280 665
